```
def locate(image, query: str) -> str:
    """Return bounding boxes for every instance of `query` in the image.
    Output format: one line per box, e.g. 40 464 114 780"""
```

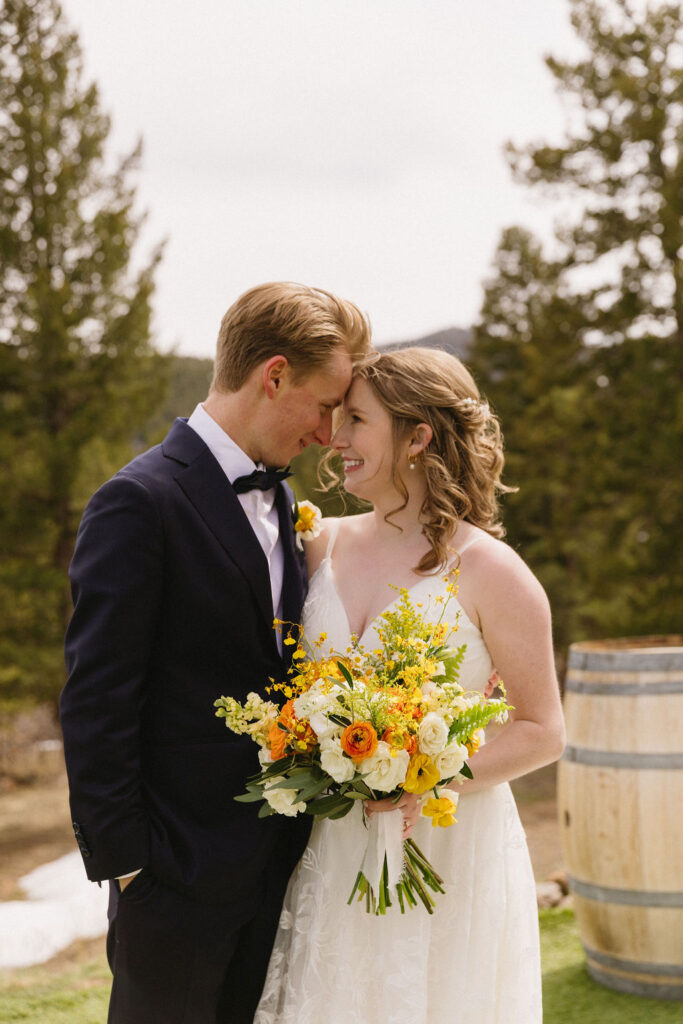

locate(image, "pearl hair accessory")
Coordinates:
458 397 490 416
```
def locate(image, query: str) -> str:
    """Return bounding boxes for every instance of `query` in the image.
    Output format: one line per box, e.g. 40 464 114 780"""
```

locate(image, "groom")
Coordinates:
60 282 371 1023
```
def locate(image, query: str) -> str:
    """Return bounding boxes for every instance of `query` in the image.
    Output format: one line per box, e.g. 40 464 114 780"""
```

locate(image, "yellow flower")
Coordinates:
295 504 317 532
403 753 440 794
422 795 458 828
292 501 322 548
466 728 484 757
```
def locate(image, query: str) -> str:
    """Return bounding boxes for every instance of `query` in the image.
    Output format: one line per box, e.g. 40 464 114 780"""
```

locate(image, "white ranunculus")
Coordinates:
319 737 355 783
258 747 274 767
359 742 410 793
417 712 450 757
263 783 307 817
434 741 469 781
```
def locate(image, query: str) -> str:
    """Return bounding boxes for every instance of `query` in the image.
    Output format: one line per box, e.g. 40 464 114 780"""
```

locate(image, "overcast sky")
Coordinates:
60 0 581 357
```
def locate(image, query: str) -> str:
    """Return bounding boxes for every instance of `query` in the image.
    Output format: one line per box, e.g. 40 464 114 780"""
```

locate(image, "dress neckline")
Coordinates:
311 554 481 645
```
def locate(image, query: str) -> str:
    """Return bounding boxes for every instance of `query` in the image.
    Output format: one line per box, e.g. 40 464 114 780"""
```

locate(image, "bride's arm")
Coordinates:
455 542 566 795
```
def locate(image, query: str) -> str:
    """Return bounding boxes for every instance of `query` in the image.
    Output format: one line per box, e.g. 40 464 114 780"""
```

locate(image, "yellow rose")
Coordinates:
403 752 440 794
422 795 458 828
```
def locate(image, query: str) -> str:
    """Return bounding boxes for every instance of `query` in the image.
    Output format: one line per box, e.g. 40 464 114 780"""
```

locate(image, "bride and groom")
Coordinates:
60 281 565 1023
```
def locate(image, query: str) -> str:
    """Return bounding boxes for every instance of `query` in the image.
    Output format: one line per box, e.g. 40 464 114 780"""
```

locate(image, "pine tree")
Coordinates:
508 0 683 343
0 0 167 702
470 0 683 651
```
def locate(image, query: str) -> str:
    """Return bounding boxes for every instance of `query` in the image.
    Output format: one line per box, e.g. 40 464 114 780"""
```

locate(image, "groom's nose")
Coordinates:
312 409 333 447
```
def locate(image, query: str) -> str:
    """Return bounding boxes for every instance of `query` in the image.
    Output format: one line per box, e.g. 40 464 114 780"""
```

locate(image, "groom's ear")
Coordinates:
262 355 289 399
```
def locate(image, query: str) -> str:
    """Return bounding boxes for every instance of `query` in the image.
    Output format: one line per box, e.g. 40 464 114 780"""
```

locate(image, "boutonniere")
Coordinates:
292 500 322 550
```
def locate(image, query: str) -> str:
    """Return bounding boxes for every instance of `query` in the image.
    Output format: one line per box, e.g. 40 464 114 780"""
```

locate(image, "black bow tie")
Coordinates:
232 466 293 494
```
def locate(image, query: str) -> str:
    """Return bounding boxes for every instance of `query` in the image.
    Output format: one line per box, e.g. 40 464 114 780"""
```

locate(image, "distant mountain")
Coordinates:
379 326 471 358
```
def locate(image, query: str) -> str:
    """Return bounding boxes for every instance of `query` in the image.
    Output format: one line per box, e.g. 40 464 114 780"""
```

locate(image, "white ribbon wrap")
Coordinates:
360 807 404 895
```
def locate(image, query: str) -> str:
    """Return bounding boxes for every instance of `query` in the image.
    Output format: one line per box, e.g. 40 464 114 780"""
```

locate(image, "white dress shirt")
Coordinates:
186 403 285 631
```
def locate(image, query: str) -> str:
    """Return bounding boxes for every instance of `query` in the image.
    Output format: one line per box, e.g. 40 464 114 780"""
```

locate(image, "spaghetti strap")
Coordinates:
323 517 342 560
454 532 484 557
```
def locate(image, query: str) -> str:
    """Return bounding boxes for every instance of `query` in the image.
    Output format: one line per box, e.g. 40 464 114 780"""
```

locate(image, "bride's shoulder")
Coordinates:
463 530 550 615
303 513 372 574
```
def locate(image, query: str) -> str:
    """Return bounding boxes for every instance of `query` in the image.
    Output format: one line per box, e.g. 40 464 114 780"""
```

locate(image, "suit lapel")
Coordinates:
275 484 308 665
163 420 278 648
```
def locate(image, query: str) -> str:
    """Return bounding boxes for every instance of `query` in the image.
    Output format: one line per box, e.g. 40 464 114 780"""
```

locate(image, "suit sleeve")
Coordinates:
60 473 163 881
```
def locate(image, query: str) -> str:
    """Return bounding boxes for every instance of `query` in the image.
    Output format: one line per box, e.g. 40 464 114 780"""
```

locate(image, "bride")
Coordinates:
255 346 565 1024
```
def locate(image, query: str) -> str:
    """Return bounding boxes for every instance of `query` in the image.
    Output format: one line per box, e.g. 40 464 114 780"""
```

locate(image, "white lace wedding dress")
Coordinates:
255 526 542 1024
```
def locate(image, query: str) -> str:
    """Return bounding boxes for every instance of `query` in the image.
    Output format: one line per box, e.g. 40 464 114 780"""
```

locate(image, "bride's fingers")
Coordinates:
397 792 421 829
365 796 398 814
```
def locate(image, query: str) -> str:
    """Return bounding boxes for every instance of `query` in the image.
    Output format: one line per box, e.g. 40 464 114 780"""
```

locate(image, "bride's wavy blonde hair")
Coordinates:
343 346 515 573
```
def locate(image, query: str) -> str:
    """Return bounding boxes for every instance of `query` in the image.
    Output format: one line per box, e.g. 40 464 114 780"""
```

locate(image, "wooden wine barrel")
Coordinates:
558 635 683 1000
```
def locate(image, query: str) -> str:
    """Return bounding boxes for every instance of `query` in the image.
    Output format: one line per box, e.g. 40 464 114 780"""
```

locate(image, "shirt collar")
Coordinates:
186 402 260 484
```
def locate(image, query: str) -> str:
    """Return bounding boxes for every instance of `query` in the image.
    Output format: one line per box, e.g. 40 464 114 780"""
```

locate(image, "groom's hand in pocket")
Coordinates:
117 869 142 892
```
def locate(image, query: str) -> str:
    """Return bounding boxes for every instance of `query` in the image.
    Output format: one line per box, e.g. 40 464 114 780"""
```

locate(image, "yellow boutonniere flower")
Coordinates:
292 500 322 550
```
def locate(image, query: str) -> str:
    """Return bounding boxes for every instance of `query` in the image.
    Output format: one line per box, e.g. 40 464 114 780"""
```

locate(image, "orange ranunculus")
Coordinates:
278 699 298 731
403 733 418 756
269 699 319 758
268 700 297 759
290 718 318 753
340 721 378 763
268 721 287 761
382 728 417 756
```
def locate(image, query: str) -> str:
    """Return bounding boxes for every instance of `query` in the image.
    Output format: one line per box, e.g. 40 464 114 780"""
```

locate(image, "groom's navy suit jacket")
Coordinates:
60 419 311 906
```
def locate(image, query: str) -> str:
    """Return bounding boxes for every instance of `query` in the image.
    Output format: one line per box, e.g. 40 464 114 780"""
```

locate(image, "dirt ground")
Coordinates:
0 759 563 976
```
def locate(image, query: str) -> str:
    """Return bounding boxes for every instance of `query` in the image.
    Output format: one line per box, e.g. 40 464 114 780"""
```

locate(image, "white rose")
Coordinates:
319 737 355 783
417 712 449 757
308 711 342 742
263 783 307 817
434 741 469 781
358 741 410 793
258 747 274 767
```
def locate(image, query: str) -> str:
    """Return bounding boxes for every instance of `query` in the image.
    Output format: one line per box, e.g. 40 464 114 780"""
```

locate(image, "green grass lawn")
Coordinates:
0 946 110 1024
0 910 680 1022
541 909 682 1024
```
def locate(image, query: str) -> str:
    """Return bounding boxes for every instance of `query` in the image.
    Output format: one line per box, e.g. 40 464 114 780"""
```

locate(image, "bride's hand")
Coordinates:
365 792 421 838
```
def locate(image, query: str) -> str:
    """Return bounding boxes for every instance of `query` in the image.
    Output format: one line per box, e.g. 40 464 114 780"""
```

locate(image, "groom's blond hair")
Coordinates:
211 282 372 392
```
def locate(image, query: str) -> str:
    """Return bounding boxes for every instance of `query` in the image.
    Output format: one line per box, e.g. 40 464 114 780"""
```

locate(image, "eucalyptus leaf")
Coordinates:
233 791 264 803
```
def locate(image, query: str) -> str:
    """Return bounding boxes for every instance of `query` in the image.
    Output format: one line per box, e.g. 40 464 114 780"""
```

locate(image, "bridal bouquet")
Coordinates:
215 581 510 914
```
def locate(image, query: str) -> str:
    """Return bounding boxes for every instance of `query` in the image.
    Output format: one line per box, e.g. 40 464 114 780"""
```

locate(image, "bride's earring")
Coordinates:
409 455 416 471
